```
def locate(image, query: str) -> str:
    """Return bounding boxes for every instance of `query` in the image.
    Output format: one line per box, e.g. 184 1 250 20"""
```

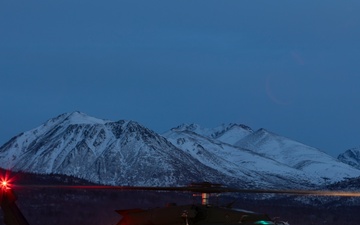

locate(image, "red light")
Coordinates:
1 170 14 190
1 178 10 190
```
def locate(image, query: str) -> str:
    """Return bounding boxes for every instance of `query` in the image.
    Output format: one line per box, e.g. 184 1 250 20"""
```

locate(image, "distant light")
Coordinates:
254 221 274 225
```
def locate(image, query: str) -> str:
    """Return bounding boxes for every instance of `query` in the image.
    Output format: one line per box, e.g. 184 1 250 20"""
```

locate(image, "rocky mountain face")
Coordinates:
1 112 359 189
164 124 360 187
164 126 311 188
0 112 244 187
170 123 253 145
233 129 360 183
337 147 360 169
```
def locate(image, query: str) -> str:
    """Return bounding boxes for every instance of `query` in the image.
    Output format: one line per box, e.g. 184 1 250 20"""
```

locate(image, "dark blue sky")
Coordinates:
1 1 360 156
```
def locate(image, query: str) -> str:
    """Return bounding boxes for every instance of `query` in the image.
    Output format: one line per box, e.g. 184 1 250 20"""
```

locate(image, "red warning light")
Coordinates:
1 181 7 187
1 179 10 189
1 171 14 190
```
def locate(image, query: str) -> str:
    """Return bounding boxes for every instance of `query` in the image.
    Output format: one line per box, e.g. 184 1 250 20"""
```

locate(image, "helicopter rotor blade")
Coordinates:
9 184 360 197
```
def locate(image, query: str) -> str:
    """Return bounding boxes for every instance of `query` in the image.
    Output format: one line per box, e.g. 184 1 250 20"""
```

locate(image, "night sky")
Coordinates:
1 1 360 157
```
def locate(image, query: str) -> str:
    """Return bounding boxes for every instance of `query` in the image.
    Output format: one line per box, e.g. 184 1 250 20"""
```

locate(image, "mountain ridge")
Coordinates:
0 112 247 187
337 147 360 169
1 112 359 189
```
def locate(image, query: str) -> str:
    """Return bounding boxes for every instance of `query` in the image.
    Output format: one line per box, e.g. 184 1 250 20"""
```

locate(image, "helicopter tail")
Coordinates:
0 187 30 225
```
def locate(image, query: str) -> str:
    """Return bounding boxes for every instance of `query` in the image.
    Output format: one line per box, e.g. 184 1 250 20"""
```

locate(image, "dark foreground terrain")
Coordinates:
2 188 360 225
1 170 360 225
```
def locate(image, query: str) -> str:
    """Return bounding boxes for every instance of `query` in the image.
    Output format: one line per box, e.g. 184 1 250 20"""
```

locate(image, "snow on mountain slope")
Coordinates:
338 147 360 169
163 129 317 188
0 112 238 186
171 123 253 145
2 112 359 188
234 129 360 183
0 112 110 169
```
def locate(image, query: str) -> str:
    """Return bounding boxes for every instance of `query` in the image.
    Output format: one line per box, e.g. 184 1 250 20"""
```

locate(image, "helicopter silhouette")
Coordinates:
114 182 291 225
2 179 360 225
1 180 30 225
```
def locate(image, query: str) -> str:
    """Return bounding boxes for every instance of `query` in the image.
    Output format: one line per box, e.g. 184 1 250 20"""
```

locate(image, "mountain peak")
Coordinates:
170 123 252 136
62 111 110 125
171 123 201 132
253 128 281 138
346 147 360 155
338 147 360 169
211 123 253 136
42 111 109 128
257 128 270 133
2 112 360 188
166 123 253 146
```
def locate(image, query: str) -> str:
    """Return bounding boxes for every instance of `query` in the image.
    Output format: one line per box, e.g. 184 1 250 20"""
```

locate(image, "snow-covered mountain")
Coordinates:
233 129 360 183
0 112 237 186
164 125 360 187
1 112 359 189
170 123 253 145
164 127 315 188
338 147 360 169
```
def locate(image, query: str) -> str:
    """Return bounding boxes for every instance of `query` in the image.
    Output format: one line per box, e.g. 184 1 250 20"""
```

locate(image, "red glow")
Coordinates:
1 170 15 190
1 179 9 189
